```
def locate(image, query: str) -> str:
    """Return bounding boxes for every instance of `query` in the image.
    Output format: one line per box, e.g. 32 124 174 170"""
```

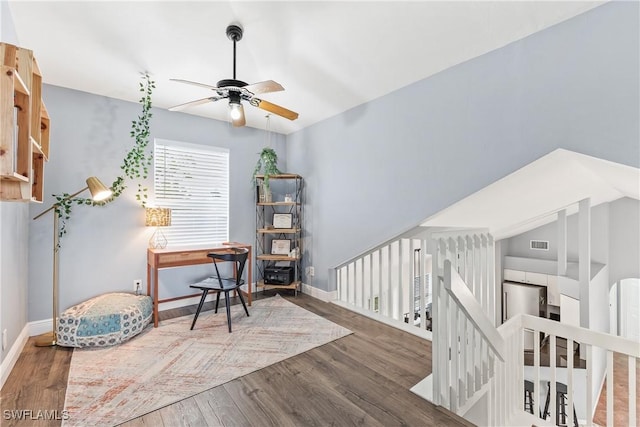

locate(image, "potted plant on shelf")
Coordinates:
252 147 281 202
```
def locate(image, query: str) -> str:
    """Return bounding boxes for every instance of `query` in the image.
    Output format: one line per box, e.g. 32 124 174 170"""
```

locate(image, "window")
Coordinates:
153 139 229 246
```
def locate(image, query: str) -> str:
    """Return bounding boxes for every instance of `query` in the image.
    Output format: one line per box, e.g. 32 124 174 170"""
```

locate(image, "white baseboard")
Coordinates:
301 283 336 302
1 324 29 389
29 318 53 337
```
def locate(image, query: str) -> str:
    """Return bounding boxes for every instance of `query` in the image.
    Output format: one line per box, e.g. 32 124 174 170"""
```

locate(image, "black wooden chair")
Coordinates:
190 247 250 332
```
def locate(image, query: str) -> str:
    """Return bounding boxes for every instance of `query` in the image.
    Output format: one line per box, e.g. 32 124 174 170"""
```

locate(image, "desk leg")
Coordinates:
146 262 151 297
150 264 159 328
248 245 252 306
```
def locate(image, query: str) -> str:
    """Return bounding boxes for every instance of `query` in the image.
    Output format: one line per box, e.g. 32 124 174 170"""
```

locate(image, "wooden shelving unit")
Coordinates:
255 174 304 294
0 42 50 202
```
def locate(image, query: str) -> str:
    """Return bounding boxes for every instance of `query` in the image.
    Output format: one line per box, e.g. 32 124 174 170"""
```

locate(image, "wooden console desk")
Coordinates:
146 242 252 327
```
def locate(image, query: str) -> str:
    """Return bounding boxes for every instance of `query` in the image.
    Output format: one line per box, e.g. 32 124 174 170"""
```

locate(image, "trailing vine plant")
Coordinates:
54 74 155 242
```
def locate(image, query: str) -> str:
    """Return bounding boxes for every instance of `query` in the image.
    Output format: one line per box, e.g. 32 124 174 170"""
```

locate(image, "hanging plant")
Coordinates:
53 74 155 242
252 147 281 192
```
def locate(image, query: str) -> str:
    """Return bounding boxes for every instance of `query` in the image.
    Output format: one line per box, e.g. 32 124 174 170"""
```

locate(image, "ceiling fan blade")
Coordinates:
244 80 284 95
170 78 219 91
168 97 218 111
231 103 246 127
252 98 299 121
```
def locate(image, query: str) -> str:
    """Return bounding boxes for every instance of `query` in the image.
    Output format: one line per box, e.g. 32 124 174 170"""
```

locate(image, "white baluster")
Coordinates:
550 335 557 424
460 315 467 407
369 254 374 312
518 328 524 417
567 338 574 427
429 237 441 405
473 234 482 310
450 294 459 412
359 258 364 309
398 239 404 324
586 344 593 427
500 355 507 425
474 327 480 391
378 249 382 315
418 247 426 330
534 328 541 420
387 244 392 319
439 239 449 407
629 355 637 427
487 234 495 326
607 350 614 427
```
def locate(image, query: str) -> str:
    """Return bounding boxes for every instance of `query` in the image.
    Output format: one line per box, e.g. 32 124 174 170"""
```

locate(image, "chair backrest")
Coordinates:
208 247 249 287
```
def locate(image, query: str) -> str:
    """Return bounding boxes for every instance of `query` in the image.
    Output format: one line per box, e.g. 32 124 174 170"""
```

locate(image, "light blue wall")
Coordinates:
0 0 17 42
28 85 285 321
0 0 28 368
287 1 639 291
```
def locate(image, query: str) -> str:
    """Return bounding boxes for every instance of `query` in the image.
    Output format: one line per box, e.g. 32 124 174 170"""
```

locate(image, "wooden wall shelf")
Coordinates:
0 43 50 202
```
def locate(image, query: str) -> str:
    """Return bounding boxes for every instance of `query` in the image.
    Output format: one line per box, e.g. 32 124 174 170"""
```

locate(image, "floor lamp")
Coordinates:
32 176 112 347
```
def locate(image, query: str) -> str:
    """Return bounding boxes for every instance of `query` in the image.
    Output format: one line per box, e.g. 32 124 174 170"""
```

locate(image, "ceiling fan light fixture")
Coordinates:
229 101 243 120
228 91 246 127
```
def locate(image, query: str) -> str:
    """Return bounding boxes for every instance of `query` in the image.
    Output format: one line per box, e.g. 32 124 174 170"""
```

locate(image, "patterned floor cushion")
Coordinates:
57 292 153 348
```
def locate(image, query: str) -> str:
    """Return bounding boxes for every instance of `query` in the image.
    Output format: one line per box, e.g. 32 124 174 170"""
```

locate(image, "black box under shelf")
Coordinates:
264 266 294 285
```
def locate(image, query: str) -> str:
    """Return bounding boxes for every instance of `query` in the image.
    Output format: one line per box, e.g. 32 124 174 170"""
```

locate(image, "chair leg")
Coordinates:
224 291 232 333
237 289 250 317
542 383 551 420
215 291 221 313
191 289 209 330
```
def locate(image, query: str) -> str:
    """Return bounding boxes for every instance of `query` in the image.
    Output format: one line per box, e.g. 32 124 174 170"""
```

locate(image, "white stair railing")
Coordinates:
331 227 638 426
332 231 433 337
431 231 498 410
439 259 505 417
442 259 640 426
501 314 640 427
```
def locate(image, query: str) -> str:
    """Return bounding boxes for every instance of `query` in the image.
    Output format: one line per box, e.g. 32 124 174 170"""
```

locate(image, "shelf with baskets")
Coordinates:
255 174 303 294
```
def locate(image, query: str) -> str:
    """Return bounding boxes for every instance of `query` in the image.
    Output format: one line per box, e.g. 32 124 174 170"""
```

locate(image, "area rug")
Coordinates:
62 295 352 426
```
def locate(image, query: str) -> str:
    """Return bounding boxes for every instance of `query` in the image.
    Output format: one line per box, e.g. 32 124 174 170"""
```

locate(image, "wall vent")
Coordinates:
530 240 549 251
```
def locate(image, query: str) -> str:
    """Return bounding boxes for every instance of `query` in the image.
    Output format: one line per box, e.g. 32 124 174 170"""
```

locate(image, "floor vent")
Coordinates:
530 240 549 251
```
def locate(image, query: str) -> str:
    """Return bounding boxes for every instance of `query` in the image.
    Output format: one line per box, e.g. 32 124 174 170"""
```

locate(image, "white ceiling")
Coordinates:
420 149 640 240
7 1 605 135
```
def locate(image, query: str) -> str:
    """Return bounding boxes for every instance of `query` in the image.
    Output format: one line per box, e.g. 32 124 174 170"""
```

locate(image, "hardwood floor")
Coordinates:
0 293 468 427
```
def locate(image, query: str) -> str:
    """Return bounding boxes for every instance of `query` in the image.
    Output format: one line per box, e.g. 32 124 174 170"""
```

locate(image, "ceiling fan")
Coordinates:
169 24 298 127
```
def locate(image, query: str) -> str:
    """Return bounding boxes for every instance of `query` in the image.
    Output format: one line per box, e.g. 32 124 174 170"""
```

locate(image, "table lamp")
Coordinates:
32 176 113 347
145 207 171 249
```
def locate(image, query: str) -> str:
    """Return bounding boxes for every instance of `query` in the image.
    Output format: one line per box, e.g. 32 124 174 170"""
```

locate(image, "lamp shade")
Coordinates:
145 207 172 227
86 176 113 201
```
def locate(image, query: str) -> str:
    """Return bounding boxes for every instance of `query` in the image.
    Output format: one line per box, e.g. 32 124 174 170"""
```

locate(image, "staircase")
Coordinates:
331 229 639 426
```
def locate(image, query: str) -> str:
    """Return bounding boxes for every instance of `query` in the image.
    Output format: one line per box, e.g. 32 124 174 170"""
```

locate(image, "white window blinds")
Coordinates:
153 139 229 246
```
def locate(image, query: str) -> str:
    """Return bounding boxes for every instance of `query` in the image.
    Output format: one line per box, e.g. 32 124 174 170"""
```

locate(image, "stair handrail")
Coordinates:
444 259 506 361
332 225 430 271
522 314 640 357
